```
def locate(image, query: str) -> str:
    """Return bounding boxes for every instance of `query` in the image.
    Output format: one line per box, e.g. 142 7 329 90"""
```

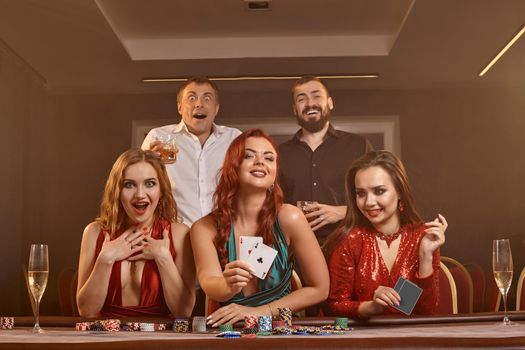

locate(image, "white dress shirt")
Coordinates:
142 121 241 226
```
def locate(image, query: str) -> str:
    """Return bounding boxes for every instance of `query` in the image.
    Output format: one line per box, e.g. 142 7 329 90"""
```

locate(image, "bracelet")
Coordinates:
267 303 273 317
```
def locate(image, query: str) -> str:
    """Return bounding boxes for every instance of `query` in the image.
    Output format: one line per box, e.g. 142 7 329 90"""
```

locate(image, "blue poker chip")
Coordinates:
216 331 241 338
223 333 241 338
292 331 308 335
315 332 331 336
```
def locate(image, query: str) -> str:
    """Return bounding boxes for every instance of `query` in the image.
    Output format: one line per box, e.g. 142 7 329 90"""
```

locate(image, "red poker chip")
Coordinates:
272 320 285 328
75 322 90 331
103 319 121 332
244 315 258 328
1 317 14 329
154 323 166 331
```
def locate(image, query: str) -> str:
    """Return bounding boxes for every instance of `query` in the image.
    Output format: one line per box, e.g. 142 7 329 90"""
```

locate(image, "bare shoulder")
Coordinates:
170 221 190 246
277 204 306 227
190 215 218 240
171 222 190 236
79 222 102 257
83 221 102 241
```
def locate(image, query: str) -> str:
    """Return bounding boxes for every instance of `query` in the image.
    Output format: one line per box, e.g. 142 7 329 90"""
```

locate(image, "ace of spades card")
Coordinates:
246 242 278 279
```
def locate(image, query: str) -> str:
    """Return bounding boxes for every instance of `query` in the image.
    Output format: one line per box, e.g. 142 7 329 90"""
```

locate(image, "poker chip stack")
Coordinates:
75 322 90 331
139 322 155 332
243 315 258 335
277 307 293 327
89 320 105 332
322 324 346 335
103 319 121 332
219 324 233 332
155 323 167 331
172 318 190 332
257 315 272 336
272 320 285 328
0 317 14 330
122 322 140 332
216 331 241 338
334 317 348 329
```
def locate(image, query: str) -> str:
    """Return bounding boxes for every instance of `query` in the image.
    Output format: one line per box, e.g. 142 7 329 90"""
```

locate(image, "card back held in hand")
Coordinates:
392 277 423 315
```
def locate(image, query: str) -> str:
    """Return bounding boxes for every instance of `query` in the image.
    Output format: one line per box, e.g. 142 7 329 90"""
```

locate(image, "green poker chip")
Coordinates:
219 324 233 332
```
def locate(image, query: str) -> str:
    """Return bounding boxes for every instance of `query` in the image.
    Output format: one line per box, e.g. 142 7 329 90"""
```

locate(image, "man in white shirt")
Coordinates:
142 77 241 226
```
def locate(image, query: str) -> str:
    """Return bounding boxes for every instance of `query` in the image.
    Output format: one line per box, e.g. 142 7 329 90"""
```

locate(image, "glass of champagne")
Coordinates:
28 244 49 333
492 239 514 325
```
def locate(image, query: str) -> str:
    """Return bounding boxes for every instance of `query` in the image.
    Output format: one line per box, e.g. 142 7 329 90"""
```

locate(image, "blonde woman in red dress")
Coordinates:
76 149 195 318
323 150 447 319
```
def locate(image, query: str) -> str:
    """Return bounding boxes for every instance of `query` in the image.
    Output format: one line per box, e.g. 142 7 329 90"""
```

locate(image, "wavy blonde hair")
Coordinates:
96 149 177 236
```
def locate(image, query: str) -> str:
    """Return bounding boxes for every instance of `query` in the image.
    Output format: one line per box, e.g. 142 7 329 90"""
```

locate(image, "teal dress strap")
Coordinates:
225 218 293 306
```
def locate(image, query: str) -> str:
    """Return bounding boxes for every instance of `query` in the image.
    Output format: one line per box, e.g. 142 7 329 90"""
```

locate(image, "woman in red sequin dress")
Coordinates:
323 151 447 319
76 149 195 318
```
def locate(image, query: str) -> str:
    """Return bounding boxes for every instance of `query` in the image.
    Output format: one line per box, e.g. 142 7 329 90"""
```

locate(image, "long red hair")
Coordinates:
212 129 284 265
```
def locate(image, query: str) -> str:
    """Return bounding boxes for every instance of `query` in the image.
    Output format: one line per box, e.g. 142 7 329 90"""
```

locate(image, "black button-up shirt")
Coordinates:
278 124 372 244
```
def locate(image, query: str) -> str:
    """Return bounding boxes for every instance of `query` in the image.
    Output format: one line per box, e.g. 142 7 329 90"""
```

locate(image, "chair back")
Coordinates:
435 261 458 314
441 257 473 313
58 268 78 316
516 266 525 311
464 263 486 313
484 275 501 312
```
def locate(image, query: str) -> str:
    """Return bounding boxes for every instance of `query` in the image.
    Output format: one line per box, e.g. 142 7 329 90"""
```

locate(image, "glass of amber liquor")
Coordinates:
297 201 318 221
155 135 178 163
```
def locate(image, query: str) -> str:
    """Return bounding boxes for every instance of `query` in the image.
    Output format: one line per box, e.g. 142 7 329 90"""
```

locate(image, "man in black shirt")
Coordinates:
279 76 372 245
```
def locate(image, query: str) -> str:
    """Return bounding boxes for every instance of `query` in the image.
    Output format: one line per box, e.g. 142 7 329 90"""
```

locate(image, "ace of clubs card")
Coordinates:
246 242 277 279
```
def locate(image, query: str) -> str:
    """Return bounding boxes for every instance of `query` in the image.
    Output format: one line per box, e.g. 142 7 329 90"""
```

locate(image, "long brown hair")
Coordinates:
323 150 422 257
96 149 178 236
211 129 284 265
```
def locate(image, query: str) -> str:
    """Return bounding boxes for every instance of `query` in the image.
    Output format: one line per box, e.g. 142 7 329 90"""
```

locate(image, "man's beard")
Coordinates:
296 105 330 133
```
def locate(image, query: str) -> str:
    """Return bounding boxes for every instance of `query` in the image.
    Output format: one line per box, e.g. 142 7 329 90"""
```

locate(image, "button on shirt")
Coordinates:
278 124 372 243
142 121 241 226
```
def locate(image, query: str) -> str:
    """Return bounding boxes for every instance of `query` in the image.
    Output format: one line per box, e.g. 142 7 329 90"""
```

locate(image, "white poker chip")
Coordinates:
140 322 155 332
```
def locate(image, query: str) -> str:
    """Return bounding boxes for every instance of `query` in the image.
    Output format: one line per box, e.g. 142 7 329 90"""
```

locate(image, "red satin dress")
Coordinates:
325 224 439 319
94 219 175 317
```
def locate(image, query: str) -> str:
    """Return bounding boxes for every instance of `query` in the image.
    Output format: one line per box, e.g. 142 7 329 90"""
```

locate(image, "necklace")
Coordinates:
375 228 403 248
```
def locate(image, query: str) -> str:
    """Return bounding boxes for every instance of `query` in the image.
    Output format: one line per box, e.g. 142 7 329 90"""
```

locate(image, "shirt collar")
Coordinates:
292 123 338 142
174 120 222 137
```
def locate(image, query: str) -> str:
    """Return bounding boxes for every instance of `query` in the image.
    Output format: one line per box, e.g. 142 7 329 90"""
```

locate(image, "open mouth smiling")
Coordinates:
193 113 207 119
303 107 321 116
132 201 149 212
250 169 267 177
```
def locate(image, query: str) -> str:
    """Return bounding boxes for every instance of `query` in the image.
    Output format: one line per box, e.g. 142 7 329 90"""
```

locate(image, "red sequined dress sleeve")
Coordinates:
325 224 439 319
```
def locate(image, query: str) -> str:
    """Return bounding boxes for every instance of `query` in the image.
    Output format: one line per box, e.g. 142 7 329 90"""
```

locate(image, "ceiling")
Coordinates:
0 0 524 94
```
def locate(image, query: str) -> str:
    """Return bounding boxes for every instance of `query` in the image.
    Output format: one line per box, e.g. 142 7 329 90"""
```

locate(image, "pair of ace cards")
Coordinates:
239 236 277 280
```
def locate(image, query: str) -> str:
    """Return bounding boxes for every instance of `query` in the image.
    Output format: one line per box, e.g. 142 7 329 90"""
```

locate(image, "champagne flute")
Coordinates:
492 239 514 325
28 244 49 333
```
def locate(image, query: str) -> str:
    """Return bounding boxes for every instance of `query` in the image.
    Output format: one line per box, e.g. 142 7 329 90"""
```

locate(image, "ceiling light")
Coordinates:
479 23 525 77
142 74 379 83
243 0 272 11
